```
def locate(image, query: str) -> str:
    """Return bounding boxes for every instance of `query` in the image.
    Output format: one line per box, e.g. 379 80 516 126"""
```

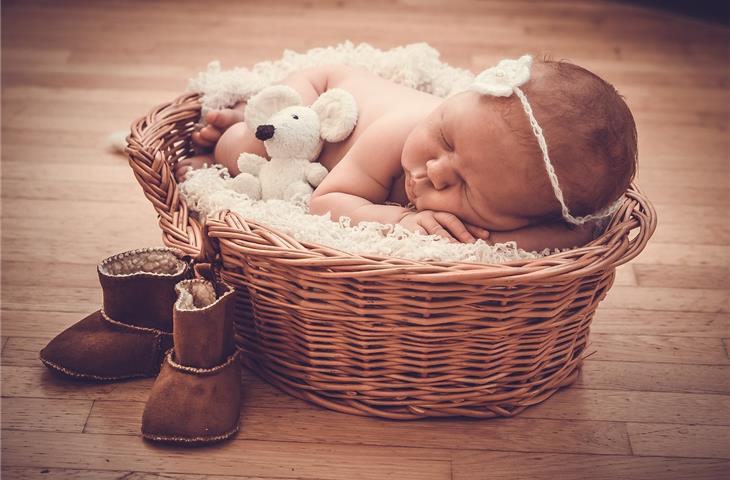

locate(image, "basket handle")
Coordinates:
126 93 214 262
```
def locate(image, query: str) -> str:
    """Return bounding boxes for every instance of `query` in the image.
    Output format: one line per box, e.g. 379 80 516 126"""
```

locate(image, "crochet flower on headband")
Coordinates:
470 55 533 97
469 55 624 226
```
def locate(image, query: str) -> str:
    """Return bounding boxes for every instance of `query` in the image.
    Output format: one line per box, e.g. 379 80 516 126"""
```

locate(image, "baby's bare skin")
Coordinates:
179 65 596 250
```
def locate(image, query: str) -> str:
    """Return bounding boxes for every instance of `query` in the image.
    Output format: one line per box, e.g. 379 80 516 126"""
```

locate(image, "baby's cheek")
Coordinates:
403 127 430 162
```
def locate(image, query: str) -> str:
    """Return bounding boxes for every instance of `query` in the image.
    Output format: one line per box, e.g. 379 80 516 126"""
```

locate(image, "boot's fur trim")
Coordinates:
142 424 239 444
99 247 189 277
165 348 240 376
174 279 234 312
38 354 155 381
100 309 173 336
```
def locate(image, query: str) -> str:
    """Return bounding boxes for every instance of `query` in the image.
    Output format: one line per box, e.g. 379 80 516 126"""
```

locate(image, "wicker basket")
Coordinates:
127 92 656 419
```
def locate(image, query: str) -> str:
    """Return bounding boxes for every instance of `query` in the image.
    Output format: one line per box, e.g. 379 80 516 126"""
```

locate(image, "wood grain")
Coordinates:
452 451 730 480
2 0 728 478
1 430 453 480
627 423 730 459
83 401 632 455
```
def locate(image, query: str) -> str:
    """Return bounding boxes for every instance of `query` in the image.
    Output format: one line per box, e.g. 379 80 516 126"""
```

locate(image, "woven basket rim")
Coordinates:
206 180 655 283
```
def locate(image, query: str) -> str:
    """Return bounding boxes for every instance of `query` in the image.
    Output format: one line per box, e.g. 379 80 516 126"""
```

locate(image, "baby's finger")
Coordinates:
191 131 214 148
465 223 490 240
207 108 245 128
199 125 222 144
413 225 427 236
204 110 220 125
432 212 476 243
418 214 457 242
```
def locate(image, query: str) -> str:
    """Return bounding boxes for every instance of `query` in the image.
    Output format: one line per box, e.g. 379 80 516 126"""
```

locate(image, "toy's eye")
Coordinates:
292 114 299 120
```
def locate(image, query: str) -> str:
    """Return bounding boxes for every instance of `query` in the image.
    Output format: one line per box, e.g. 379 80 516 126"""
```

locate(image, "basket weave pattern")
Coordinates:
128 93 656 419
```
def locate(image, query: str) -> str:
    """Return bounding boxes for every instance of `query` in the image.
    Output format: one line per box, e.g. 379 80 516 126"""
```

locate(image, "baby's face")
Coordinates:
401 91 545 231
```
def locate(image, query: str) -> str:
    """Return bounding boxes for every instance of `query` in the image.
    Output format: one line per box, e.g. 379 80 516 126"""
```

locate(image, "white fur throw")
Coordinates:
182 42 556 264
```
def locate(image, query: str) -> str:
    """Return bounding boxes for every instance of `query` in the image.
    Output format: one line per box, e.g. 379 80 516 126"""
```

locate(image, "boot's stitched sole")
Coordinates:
39 355 158 382
142 424 239 445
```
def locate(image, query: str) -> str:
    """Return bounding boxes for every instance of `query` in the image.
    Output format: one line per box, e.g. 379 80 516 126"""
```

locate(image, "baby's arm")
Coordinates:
309 113 415 226
310 113 481 243
487 220 598 252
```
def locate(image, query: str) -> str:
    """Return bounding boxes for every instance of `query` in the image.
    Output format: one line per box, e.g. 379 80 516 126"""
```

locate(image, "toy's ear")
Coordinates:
311 88 358 142
244 85 302 129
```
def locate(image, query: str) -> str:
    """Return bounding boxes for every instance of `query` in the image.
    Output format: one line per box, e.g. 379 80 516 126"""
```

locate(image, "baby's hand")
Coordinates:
397 210 489 244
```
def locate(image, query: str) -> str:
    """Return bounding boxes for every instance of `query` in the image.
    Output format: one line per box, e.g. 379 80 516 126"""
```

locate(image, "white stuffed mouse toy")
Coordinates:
228 84 358 203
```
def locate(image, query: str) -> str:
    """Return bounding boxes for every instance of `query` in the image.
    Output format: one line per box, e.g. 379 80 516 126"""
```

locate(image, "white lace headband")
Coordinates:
469 55 624 226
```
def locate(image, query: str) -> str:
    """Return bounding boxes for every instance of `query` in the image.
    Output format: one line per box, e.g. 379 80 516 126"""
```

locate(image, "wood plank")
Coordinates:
3 337 62 367
1 221 162 266
1 261 100 288
575 360 730 395
647 224 730 246
2 312 101 338
1 311 103 338
638 169 730 190
600 286 728 313
452 451 730 480
1 71 186 92
520 388 730 425
0 365 303 409
639 184 730 207
2 159 144 185
1 86 180 106
634 265 730 290
4 111 167 133
2 287 104 314
1 365 120 401
613 264 636 287
0 466 291 480
592 309 730 338
589 333 730 364
1 397 91 433
1 127 140 149
1 47 72 66
85 400 631 455
627 423 730 459
0 199 173 235
0 430 453 480
647 209 730 239
2 179 143 204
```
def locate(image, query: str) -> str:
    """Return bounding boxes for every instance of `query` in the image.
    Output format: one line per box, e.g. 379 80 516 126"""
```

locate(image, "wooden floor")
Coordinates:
1 0 729 478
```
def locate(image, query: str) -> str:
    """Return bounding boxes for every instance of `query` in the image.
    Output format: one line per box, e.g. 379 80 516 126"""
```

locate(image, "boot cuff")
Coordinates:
174 279 233 311
99 247 188 277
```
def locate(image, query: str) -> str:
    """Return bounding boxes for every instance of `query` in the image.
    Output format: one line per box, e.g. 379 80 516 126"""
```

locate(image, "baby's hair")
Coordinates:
504 57 638 222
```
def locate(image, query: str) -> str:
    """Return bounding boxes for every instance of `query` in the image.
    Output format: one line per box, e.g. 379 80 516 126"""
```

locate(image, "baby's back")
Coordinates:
315 65 441 202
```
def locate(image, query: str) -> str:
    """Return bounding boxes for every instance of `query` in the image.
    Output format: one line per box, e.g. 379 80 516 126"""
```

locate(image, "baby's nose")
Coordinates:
426 159 457 190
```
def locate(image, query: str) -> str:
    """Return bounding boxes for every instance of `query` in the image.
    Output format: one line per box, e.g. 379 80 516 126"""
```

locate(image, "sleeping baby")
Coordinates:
175 55 637 252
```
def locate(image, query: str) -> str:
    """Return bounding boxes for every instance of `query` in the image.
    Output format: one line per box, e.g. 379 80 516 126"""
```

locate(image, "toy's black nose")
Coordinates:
255 124 275 141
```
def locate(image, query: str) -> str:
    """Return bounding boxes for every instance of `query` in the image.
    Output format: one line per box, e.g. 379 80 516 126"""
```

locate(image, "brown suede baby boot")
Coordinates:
141 278 240 445
40 247 192 381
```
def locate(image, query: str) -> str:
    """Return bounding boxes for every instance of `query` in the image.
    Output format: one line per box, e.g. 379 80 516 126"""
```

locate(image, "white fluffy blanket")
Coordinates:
182 42 555 264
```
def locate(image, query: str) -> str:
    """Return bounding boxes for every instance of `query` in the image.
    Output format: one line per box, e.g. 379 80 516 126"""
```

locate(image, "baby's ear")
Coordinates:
311 88 358 142
244 85 302 129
